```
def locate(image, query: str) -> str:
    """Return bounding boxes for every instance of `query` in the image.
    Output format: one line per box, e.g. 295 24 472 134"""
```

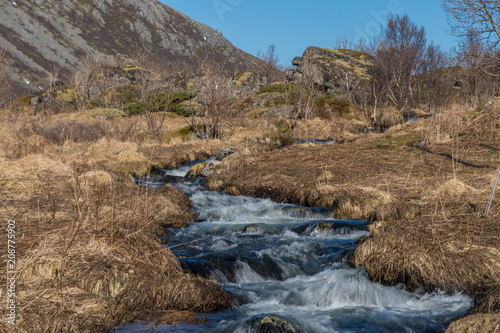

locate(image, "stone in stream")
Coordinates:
244 314 297 333
243 225 259 233
291 222 335 236
199 160 221 177
216 147 236 161
186 162 207 177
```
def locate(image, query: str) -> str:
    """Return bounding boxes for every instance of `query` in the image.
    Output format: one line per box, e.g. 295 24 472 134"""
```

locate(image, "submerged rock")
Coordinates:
245 314 297 333
243 225 259 233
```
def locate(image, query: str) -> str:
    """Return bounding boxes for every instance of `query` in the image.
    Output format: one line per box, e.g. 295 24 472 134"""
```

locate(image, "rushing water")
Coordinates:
117 161 472 333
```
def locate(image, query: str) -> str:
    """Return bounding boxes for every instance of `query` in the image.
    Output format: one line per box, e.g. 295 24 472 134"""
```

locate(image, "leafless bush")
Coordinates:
373 15 427 114
292 59 320 126
417 44 453 112
257 44 286 83
107 118 142 142
454 31 500 103
72 55 124 111
134 51 178 140
34 67 72 116
190 57 238 139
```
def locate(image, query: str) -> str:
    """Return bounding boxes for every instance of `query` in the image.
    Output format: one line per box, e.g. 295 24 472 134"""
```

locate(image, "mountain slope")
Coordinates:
0 0 262 93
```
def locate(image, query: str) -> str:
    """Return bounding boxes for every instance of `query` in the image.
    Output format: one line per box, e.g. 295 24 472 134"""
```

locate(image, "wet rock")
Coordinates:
186 162 207 177
243 225 259 233
216 147 237 161
290 224 309 236
247 254 286 281
244 314 297 333
199 160 222 177
187 160 223 177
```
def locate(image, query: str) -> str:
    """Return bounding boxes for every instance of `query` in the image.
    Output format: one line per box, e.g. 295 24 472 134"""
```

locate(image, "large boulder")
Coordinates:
186 160 222 178
287 46 373 98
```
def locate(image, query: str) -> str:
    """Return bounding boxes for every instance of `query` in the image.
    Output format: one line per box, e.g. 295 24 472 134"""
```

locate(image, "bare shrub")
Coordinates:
256 44 286 83
290 59 320 127
373 15 427 113
191 58 238 139
133 51 180 140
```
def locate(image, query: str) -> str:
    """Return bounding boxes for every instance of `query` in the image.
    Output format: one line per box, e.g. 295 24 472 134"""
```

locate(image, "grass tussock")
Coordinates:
352 211 500 313
0 165 232 332
293 117 367 142
445 313 500 333
425 178 479 200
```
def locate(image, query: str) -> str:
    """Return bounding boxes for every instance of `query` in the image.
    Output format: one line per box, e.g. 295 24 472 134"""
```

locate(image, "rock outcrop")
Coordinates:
287 46 373 98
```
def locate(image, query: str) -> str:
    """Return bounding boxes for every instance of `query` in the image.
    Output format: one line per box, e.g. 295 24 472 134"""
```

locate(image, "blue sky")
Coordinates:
162 0 457 65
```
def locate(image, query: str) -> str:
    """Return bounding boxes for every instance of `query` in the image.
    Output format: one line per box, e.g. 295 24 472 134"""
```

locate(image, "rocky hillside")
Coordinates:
0 0 263 93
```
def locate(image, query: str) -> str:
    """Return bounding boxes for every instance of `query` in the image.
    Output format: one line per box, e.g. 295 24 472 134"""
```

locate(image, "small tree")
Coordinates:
442 0 500 80
418 44 450 112
192 58 237 139
372 15 427 113
135 51 177 140
257 44 286 84
441 0 500 47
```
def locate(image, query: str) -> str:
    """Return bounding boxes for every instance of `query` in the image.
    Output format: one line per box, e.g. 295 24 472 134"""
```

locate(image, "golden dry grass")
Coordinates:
0 109 252 332
2 101 499 331
0 165 232 332
446 313 500 333
293 117 367 142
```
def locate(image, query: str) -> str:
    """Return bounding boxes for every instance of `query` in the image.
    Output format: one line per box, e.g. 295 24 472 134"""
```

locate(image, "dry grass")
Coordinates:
0 109 262 332
293 117 367 142
352 212 500 313
446 313 500 333
0 164 232 332
2 100 499 330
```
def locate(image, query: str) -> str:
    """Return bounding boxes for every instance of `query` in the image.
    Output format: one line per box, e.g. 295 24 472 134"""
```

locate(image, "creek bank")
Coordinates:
0 168 233 333
203 123 500 326
117 158 473 332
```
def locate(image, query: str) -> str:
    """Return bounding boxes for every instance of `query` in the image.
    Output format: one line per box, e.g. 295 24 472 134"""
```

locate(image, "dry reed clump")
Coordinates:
292 117 366 141
138 140 230 170
331 186 392 219
425 178 479 200
445 313 500 333
352 213 500 313
313 185 392 219
0 164 233 332
377 107 404 127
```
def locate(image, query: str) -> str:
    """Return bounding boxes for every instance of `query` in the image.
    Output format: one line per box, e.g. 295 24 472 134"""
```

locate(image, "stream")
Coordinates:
117 160 472 333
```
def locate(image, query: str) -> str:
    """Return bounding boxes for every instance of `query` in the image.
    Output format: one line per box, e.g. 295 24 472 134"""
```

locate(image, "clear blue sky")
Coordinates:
161 0 457 65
